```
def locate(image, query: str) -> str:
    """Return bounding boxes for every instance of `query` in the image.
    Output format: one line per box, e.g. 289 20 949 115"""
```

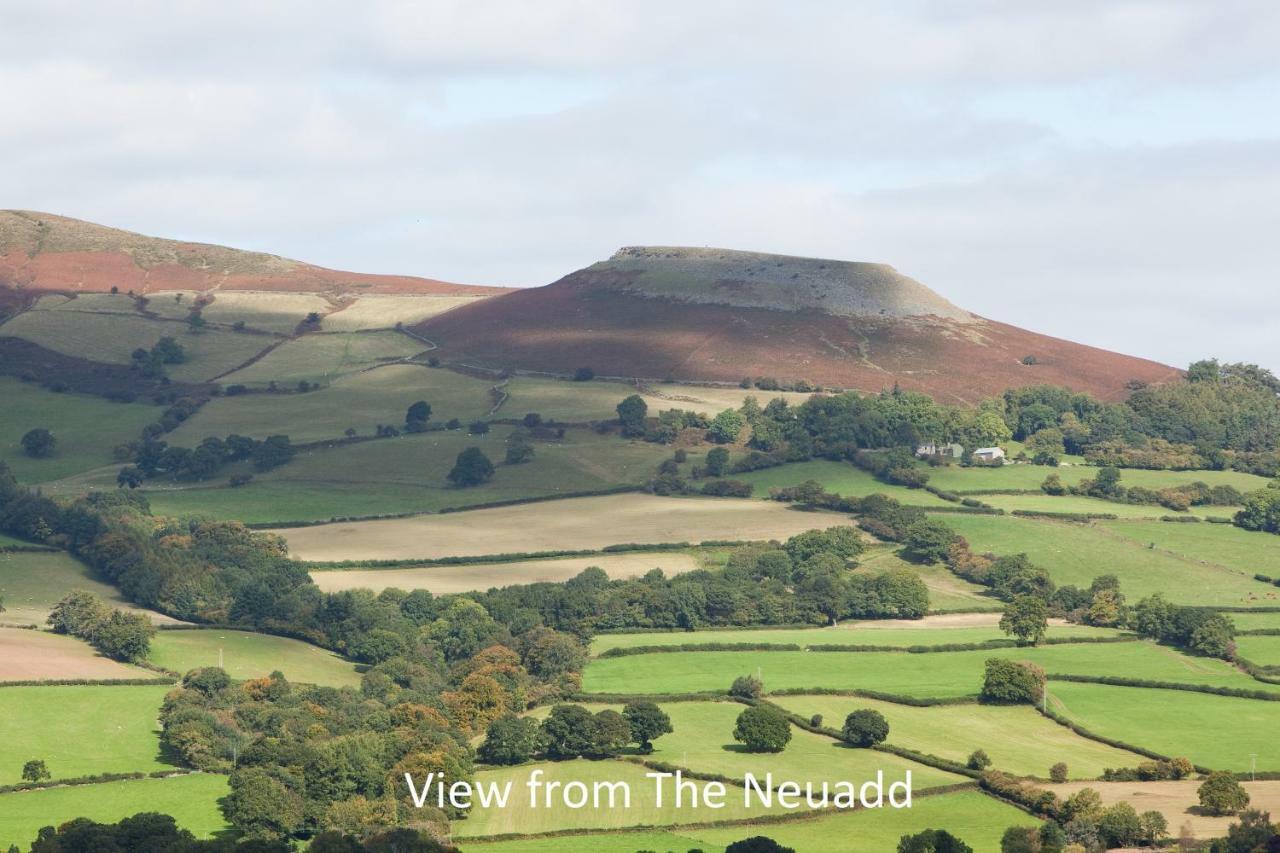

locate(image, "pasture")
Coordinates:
920 463 1269 495
976 493 1175 518
148 628 361 687
522 700 964 791
0 378 158 483
775 695 1142 779
166 362 494 444
501 378 816 423
218 331 425 386
148 427 675 524
1101 519 1280 579
939 514 1275 606
588 621 1122 655
581 641 1279 698
322 294 485 331
0 550 179 626
1047 682 1280 771
735 460 954 507
0 684 173 783
0 629 150 681
857 547 998 611
0 773 229 846
276 494 846 561
1226 610 1280 631
199 291 331 333
1234 635 1280 665
312 552 703 595
1043 779 1280 841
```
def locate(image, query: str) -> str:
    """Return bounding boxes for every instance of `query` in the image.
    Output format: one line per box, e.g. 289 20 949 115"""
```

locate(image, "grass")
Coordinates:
145 427 676 524
522 701 964 791
581 641 1280 697
857 547 998 611
589 623 1121 655
0 378 159 483
462 790 1037 853
0 550 172 626
501 378 815 423
149 628 361 687
1226 611 1280 631
975 493 1177 518
0 685 174 783
166 363 495 444
199 291 331 334
938 514 1274 606
218 331 426 386
1234 635 1280 666
921 463 1269 495
1047 681 1280 771
774 695 1143 779
1101 520 1280 581
276 495 846 562
322 295 484 331
733 460 954 507
0 773 229 846
311 552 704 595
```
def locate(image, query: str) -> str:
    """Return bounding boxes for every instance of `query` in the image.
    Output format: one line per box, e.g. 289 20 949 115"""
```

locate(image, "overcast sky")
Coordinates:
3 1 1277 369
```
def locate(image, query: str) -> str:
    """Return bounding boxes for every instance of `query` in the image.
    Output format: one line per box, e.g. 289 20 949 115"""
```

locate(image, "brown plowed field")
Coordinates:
0 629 150 681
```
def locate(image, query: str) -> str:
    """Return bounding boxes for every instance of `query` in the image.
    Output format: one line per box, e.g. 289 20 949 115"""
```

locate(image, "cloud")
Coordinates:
1 1 1276 368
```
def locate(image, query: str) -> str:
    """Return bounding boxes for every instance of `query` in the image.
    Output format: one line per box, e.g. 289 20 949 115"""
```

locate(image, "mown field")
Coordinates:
581 641 1280 697
1047 682 1280 771
0 773 229 846
0 629 151 681
588 621 1121 655
312 552 704 595
774 695 1142 779
0 684 173 783
1044 779 1280 841
149 628 361 687
0 378 158 483
461 789 1036 852
277 494 842 562
939 514 1274 606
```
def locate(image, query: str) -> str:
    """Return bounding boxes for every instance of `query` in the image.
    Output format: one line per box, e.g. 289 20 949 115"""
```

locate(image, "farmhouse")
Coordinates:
973 446 1006 463
916 442 964 459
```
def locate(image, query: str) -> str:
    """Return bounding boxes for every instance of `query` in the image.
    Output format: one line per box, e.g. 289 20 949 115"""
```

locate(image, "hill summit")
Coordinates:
599 246 973 322
418 246 1180 402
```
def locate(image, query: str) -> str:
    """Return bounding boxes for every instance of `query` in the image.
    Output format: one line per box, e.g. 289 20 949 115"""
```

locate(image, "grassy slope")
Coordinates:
589 623 1120 655
0 774 228 846
219 331 425 386
582 642 1280 697
502 378 815 423
149 629 361 687
857 547 997 611
1234 635 1280 665
0 685 173 783
143 428 676 524
922 463 1269 494
1229 612 1280 630
1048 682 1280 771
0 378 158 483
774 695 1143 779
0 550 168 626
734 460 954 507
940 514 1274 606
976 493 1177 518
1101 520 1280 580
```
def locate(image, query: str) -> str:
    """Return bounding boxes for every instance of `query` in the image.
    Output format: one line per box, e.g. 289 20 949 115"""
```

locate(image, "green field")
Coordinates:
167 363 495 444
0 550 168 626
523 701 963 791
920 463 1269 495
774 695 1142 779
1226 611 1280 631
461 789 1036 853
734 460 954 507
976 493 1177 518
199 291 332 334
940 514 1274 606
143 427 676 523
0 773 229 846
1235 635 1280 666
857 547 997 611
582 641 1279 697
149 628 361 687
0 685 173 783
218 331 427 386
0 378 159 483
590 623 1121 655
1101 520 1280 581
1048 682 1280 771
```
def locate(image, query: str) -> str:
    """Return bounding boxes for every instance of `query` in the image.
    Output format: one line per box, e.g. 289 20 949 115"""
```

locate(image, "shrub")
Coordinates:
1049 762 1068 783
967 749 992 771
729 674 764 699
573 367 595 382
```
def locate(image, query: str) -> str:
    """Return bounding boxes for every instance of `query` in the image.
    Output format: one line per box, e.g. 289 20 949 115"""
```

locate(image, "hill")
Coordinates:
0 210 501 297
417 246 1181 402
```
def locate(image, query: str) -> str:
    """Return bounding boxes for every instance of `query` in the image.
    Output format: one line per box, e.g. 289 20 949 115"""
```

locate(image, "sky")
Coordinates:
2 0 1277 369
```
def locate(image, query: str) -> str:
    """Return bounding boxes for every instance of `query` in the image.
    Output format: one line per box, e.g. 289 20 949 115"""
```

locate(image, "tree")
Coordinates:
540 704 598 759
999 595 1049 645
999 826 1039 853
405 400 432 432
784 526 865 564
707 409 745 444
841 709 889 747
980 658 1045 705
251 435 295 471
725 838 796 853
705 446 731 476
21 759 50 782
729 674 764 699
967 749 991 771
897 828 974 853
478 716 545 765
505 435 535 464
1139 810 1170 847
1236 489 1280 534
427 599 501 661
1221 810 1278 853
184 666 231 695
622 701 673 753
1050 762 1069 783
616 395 648 437
223 767 305 839
733 705 791 753
901 520 959 564
1099 801 1143 848
573 367 595 381
447 447 495 487
1198 772 1250 816
152 336 186 363
20 428 55 458
1085 588 1126 628
92 609 156 661
592 709 632 755
1026 427 1066 465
